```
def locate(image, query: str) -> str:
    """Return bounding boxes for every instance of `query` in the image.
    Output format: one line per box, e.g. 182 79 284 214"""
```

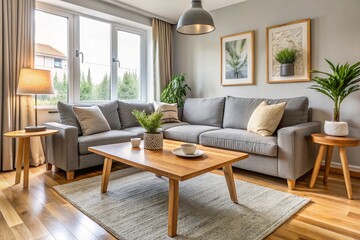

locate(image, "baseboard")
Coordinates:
320 161 360 178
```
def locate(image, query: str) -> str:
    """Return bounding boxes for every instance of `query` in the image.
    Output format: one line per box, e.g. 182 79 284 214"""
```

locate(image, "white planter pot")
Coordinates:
324 120 348 136
143 132 163 150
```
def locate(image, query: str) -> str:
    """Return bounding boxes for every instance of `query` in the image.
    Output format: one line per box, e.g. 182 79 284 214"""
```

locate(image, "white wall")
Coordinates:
173 0 360 168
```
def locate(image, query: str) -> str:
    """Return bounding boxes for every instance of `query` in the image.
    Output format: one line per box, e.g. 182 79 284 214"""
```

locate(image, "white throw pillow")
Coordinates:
73 105 111 136
153 101 180 123
247 101 286 136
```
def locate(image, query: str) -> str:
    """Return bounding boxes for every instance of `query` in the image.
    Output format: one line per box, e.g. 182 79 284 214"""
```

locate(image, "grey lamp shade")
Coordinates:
177 0 215 35
17 68 55 95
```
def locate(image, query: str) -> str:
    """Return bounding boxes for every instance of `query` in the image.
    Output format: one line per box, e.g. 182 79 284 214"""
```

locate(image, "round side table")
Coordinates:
309 133 359 199
4 129 59 188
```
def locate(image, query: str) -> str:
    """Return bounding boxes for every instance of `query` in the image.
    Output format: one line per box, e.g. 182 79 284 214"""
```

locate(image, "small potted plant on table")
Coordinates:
132 110 164 150
275 48 297 76
310 59 360 136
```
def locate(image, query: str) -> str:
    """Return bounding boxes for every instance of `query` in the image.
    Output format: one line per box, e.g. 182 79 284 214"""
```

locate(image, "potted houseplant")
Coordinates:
160 74 191 108
275 48 297 76
132 110 164 150
310 59 360 136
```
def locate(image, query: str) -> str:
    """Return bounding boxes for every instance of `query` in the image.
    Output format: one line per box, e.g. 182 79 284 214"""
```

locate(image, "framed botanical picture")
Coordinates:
266 19 311 83
221 31 255 86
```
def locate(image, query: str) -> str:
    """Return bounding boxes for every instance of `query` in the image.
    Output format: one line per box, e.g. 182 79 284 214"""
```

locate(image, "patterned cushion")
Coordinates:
153 101 180 123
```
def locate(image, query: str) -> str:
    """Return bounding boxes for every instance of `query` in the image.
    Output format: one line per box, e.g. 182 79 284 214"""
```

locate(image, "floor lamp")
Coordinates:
17 68 55 132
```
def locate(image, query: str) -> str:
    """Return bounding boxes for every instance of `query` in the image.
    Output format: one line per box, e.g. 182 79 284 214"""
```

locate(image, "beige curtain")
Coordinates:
0 0 45 171
152 18 173 100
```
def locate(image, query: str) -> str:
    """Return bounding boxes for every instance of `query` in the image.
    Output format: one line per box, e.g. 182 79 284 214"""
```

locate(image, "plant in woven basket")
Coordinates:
132 110 164 150
309 59 360 136
132 110 163 133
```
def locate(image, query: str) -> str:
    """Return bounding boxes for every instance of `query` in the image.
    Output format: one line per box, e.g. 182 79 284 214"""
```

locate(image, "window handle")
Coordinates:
76 50 84 63
112 58 120 68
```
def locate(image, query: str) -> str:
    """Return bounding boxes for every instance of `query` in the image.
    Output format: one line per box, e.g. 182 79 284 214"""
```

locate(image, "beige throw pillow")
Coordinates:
247 101 286 136
73 106 111 136
153 101 180 123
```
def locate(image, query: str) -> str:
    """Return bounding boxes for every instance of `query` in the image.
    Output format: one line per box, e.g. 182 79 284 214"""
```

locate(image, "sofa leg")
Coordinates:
46 162 52 171
287 179 296 190
66 171 75 181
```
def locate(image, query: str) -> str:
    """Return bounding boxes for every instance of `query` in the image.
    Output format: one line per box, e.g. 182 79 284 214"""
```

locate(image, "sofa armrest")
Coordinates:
277 121 321 180
44 122 79 171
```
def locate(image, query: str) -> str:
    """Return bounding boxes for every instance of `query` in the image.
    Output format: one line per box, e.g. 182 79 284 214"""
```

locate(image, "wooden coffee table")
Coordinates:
88 139 248 237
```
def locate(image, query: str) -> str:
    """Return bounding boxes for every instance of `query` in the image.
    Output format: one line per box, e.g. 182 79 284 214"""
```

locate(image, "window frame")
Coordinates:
36 4 148 106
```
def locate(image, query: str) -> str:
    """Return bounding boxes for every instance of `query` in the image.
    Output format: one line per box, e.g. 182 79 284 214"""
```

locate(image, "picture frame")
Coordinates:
221 31 255 86
266 19 311 83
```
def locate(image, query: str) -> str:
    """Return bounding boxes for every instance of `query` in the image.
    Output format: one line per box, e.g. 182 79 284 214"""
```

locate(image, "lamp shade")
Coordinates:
176 0 215 35
17 68 55 95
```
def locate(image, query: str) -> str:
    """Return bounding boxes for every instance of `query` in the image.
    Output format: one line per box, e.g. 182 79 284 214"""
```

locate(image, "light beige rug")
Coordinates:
54 168 309 240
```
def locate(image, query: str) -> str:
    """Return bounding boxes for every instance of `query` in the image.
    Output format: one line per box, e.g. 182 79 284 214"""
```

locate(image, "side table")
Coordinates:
309 133 359 199
4 129 59 188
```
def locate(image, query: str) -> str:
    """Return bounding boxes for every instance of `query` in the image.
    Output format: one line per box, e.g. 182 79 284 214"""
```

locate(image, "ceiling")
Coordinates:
102 0 247 23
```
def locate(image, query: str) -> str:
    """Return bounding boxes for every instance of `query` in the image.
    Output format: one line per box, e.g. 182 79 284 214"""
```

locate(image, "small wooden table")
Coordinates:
89 140 248 237
309 133 360 199
4 129 59 188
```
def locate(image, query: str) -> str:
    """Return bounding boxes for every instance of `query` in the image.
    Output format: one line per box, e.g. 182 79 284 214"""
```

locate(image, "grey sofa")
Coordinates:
45 96 320 189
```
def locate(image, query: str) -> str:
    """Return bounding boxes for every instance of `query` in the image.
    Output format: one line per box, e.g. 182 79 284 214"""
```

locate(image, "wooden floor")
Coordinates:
0 163 359 240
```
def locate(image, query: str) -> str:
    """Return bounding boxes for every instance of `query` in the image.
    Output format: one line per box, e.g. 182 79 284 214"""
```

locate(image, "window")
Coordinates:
79 17 111 101
35 7 147 106
117 30 141 100
54 58 63 68
35 10 69 105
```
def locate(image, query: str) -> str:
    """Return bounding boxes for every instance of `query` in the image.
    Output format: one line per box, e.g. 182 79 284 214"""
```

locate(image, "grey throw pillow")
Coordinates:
98 101 121 130
57 101 82 135
118 101 154 129
73 106 111 136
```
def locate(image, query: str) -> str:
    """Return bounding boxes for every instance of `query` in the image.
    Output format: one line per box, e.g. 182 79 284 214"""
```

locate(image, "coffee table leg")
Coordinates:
15 138 24 184
339 147 353 200
309 144 327 188
168 179 179 237
101 158 113 193
223 164 238 203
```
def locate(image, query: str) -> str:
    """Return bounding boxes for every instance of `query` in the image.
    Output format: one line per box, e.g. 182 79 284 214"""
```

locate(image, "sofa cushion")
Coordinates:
199 128 278 157
118 101 154 129
123 126 146 138
160 122 189 131
164 125 220 143
247 101 286 136
98 101 121 130
182 97 225 127
57 101 91 135
223 96 308 130
78 130 137 154
73 106 111 136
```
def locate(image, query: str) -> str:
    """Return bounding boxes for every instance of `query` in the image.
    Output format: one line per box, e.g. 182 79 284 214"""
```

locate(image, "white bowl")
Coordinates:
180 143 197 155
131 138 141 148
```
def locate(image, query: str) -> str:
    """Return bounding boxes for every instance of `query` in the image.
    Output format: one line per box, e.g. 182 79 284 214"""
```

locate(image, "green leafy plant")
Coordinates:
309 59 360 121
275 48 297 64
132 110 163 133
160 74 191 108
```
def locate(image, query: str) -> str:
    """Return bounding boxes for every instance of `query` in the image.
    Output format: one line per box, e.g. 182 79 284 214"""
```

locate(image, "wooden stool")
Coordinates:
309 133 359 199
4 129 59 188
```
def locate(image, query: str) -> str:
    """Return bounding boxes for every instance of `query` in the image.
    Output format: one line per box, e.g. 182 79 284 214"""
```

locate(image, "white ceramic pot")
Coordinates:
324 120 348 136
143 132 163 150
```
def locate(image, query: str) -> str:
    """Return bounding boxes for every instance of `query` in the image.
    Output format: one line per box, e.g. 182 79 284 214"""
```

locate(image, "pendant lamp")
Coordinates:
176 0 215 35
